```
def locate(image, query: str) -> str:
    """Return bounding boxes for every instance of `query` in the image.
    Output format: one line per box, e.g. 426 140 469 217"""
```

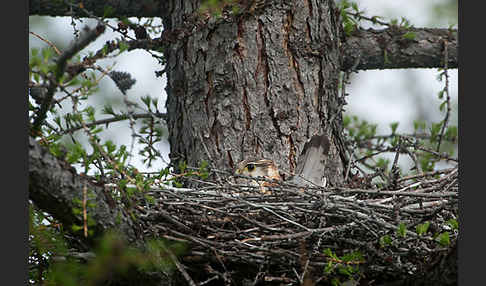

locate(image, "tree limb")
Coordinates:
341 27 457 71
28 136 140 246
29 0 167 18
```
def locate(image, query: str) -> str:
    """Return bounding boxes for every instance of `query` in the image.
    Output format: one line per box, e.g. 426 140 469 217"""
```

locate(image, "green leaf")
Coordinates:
402 31 416 40
343 21 356 36
323 248 338 259
199 160 210 179
420 153 435 173
379 235 392 247
42 47 53 62
413 120 426 132
120 17 131 26
145 195 155 204
439 101 447 112
430 122 443 141
340 0 350 10
331 278 341 286
376 158 389 169
415 222 430 236
342 251 364 263
447 219 458 230
105 140 116 153
371 16 382 24
338 265 351 276
400 17 411 28
103 6 115 18
33 72 40 82
31 47 39 57
390 135 400 147
438 90 445 99
102 105 116 115
390 122 399 134
119 41 129 53
343 116 351 128
436 232 450 246
324 261 334 274
98 45 107 57
445 126 457 141
67 77 81 87
397 222 407 238
152 97 159 107
66 142 85 164
141 96 152 108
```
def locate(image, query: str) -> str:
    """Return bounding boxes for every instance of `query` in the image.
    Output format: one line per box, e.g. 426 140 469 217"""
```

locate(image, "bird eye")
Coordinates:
247 164 255 171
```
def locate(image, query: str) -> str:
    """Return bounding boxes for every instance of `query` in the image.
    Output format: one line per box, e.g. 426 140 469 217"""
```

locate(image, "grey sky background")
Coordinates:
29 1 458 173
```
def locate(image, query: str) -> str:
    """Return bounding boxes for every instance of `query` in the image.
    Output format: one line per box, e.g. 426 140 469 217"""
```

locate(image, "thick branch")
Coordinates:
29 0 167 18
341 27 458 71
28 136 139 246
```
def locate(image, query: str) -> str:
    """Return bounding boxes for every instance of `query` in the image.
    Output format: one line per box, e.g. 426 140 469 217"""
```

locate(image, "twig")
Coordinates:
161 242 197 286
397 167 456 183
347 12 391 27
83 181 88 238
198 275 219 286
338 188 457 198
59 112 167 135
29 31 62 55
436 39 451 152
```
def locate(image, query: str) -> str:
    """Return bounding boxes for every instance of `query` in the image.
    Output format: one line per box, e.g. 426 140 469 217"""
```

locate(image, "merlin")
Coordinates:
234 134 330 194
234 158 282 194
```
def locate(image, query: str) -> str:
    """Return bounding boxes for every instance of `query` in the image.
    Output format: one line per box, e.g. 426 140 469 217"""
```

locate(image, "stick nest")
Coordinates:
136 168 458 284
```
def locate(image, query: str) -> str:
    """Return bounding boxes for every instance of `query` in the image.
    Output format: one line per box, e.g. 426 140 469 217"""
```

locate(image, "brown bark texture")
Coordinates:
163 0 347 186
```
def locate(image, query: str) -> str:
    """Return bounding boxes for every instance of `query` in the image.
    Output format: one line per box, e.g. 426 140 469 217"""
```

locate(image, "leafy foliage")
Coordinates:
323 248 364 285
43 232 185 286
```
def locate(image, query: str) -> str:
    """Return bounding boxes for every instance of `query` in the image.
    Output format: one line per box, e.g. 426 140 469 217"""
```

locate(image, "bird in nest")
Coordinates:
233 134 331 194
234 158 282 194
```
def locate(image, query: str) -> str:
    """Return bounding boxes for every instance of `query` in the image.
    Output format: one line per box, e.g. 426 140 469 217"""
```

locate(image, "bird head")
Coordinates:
235 158 275 177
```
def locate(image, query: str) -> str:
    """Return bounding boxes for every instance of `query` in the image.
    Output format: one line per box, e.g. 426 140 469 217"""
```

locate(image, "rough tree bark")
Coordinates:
163 0 347 186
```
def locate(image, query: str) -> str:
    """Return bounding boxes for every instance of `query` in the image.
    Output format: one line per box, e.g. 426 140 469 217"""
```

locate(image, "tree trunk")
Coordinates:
163 0 347 186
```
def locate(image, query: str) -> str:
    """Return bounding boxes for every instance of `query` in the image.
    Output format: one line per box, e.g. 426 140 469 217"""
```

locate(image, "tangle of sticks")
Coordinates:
133 166 458 284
